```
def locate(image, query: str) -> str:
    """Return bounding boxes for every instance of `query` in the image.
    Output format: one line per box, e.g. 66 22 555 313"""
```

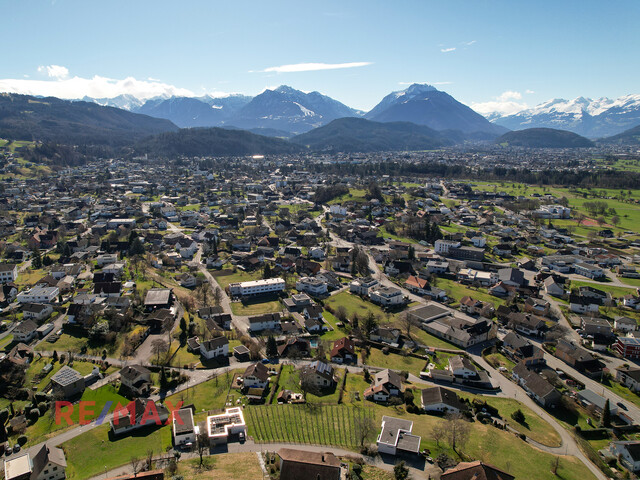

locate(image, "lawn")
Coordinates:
211 268 263 290
171 453 263 480
275 365 345 404
0 333 14 351
406 326 462 350
363 348 427 376
319 310 349 341
230 296 283 316
62 423 172 480
619 277 640 288
325 291 396 323
23 383 129 446
569 280 636 298
601 376 640 410
437 278 506 308
165 370 241 413
484 352 516 372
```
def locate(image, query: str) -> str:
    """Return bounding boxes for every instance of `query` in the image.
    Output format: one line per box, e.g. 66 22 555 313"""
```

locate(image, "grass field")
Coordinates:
211 268 263 290
245 404 375 447
363 348 427 376
170 453 263 480
569 280 637 298
438 278 506 308
230 296 283 316
405 325 462 350
62 423 172 480
325 291 396 323
165 370 240 412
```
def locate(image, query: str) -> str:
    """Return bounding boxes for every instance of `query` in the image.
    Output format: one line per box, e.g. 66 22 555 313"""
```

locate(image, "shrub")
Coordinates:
17 435 27 446
511 409 526 424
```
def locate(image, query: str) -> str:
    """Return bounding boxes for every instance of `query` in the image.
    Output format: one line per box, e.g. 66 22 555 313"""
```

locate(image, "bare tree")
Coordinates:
399 312 419 340
196 428 209 467
130 456 142 477
145 449 154 470
354 412 376 447
431 421 446 447
299 367 321 400
213 286 223 306
151 338 169 365
445 412 470 454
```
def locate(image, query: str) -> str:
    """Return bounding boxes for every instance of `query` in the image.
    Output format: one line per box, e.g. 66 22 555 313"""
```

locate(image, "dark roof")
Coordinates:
244 362 270 382
119 365 151 381
278 448 340 480
172 408 194 435
441 461 515 480
30 444 67 479
201 336 229 350
51 366 83 387
421 387 466 411
144 288 172 306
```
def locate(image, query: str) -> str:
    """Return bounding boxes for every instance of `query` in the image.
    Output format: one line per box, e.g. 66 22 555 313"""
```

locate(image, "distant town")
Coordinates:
1 141 640 480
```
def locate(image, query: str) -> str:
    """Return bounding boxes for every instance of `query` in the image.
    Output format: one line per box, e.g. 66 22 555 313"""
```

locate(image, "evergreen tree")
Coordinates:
263 263 272 279
266 336 278 358
601 398 611 427
32 248 42 269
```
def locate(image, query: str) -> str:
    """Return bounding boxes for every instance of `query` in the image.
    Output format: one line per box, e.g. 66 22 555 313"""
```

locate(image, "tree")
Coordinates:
129 238 145 256
266 335 278 358
151 339 169 365
445 412 470 453
362 312 378 337
336 306 348 323
432 422 446 447
354 413 376 447
601 399 611 428
399 312 418 340
611 215 620 227
130 457 142 478
263 263 272 279
511 409 526 424
213 287 223 306
299 367 320 400
196 429 209 466
393 461 410 480
32 248 42 269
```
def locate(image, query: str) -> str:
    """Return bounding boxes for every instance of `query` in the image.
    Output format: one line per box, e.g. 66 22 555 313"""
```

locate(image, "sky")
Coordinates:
0 0 638 115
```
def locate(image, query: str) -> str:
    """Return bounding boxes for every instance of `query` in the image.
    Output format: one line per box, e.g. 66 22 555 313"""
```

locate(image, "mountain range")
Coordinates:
81 83 508 137
495 128 594 148
491 95 640 138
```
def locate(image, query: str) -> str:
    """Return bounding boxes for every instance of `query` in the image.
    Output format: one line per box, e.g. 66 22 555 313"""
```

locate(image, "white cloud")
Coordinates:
525 89 535 94
440 47 456 53
0 73 194 100
258 62 372 73
472 90 529 117
463 40 477 46
37 64 69 79
398 81 451 86
497 90 522 101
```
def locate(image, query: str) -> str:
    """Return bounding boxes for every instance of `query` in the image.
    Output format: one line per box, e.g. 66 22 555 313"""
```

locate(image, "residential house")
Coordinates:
349 276 378 296
51 366 85 399
555 340 602 377
441 461 514 480
0 263 18 283
3 444 67 480
369 327 401 348
614 316 637 333
448 355 478 379
277 448 341 480
111 398 169 436
243 362 270 389
507 312 547 336
369 286 404 306
13 319 38 343
295 276 328 296
421 386 467 414
199 336 229 360
376 416 421 456
616 367 640 392
614 337 640 359
17 286 59 304
119 365 152 397
524 297 550 316
172 407 196 446
569 295 601 314
609 442 640 473
512 362 561 407
502 332 545 367
300 360 336 389
22 304 53 322
248 313 281 333
330 337 356 364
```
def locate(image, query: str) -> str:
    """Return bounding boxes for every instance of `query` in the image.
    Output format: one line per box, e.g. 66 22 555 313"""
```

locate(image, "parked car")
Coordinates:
617 402 628 411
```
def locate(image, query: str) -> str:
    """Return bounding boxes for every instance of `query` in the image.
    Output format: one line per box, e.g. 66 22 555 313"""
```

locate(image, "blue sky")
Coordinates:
1 0 638 114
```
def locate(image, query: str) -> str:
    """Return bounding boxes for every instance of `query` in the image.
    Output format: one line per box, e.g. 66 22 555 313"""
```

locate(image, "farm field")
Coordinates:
245 404 375 447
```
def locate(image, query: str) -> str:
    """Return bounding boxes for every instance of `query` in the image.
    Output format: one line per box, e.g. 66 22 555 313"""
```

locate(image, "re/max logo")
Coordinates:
54 400 184 426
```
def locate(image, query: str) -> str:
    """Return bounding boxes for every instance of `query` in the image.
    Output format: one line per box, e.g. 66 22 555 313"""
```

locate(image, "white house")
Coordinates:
228 278 285 297
248 313 281 333
4 444 67 480
421 387 466 414
574 263 605 279
172 408 197 446
199 336 229 360
295 277 328 296
206 407 246 445
434 240 461 255
369 286 404 306
349 277 378 296
376 416 421 456
243 362 270 389
96 253 118 267
609 442 640 472
22 303 54 321
0 264 18 283
17 286 59 304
